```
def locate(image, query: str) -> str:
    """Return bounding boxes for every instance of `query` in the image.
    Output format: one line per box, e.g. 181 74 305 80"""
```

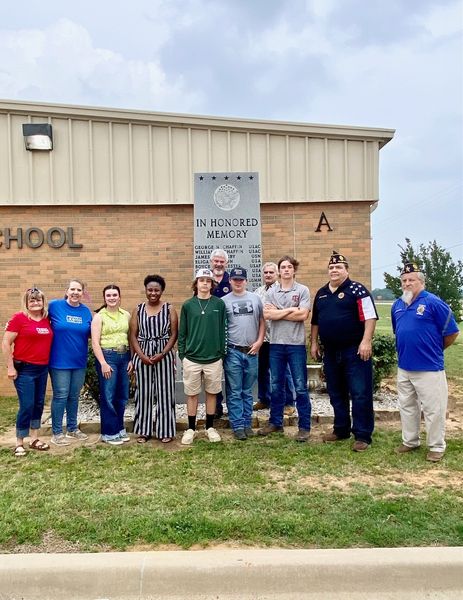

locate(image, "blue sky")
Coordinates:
1 0 462 287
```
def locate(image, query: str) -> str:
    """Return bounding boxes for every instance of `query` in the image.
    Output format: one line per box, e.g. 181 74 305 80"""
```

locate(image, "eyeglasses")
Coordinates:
26 287 43 294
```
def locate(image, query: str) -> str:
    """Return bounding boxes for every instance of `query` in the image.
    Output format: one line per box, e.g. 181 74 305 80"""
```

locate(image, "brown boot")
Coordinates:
295 428 310 442
322 432 349 443
396 444 419 454
352 440 369 452
257 423 284 436
426 451 444 462
253 400 269 411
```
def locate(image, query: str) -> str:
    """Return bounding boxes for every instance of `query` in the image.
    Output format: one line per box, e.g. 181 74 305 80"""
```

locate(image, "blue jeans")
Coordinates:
323 346 374 444
96 349 130 439
224 347 258 431
258 342 295 406
269 344 311 430
50 367 86 435
14 363 48 438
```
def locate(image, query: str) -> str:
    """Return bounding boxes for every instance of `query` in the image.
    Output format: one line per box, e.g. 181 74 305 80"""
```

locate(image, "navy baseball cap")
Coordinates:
230 267 247 280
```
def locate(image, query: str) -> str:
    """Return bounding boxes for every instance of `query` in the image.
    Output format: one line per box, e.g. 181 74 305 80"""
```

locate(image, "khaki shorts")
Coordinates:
182 357 223 396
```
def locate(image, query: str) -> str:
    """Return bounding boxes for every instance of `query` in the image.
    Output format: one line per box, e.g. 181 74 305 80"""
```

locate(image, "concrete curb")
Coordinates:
0 547 462 599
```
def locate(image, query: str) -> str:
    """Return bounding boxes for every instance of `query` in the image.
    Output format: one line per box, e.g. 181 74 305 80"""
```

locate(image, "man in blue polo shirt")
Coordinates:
310 251 378 452
392 262 459 462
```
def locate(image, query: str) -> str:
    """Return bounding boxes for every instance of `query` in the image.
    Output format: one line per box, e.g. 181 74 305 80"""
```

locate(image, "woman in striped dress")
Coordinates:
130 274 178 443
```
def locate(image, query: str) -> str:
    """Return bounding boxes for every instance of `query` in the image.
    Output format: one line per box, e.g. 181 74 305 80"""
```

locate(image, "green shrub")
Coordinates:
372 334 397 392
84 345 100 403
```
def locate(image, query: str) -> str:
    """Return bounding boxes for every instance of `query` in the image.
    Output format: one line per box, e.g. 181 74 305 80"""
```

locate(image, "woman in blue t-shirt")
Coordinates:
48 279 92 446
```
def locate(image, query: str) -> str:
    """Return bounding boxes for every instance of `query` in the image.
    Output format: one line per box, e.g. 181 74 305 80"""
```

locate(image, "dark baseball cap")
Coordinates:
230 267 247 280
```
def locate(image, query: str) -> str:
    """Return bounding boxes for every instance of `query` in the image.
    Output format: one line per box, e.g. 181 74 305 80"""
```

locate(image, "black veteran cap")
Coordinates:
230 267 247 280
328 250 348 266
401 262 421 275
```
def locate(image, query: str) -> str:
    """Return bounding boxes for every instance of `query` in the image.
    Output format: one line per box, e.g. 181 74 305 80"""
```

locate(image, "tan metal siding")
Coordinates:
0 101 393 206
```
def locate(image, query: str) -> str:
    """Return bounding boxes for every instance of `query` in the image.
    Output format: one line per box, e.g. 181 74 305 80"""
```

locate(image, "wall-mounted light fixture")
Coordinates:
22 123 53 151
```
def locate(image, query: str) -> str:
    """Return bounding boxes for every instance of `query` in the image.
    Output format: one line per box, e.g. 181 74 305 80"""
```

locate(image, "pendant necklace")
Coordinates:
197 296 212 315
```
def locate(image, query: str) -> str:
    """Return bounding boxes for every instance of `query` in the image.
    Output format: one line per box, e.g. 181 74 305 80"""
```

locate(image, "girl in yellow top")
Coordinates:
91 285 133 446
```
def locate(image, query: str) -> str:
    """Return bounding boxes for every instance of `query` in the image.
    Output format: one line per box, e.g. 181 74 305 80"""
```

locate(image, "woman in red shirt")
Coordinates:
2 287 53 456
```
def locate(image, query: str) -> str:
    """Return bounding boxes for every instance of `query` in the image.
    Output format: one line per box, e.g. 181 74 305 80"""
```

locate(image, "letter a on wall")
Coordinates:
315 212 333 232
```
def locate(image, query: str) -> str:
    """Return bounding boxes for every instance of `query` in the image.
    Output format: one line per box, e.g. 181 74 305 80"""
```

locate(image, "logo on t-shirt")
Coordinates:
416 304 426 316
36 327 50 334
232 300 254 315
66 315 83 324
292 294 300 305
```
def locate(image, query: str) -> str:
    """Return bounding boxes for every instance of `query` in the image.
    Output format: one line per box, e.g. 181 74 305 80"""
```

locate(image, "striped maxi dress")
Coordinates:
133 302 176 439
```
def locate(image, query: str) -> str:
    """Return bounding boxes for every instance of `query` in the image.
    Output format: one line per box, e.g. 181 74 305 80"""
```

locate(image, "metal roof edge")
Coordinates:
0 99 395 146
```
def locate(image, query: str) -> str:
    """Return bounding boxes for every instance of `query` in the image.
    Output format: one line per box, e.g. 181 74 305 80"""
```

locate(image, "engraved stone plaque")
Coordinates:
194 172 262 290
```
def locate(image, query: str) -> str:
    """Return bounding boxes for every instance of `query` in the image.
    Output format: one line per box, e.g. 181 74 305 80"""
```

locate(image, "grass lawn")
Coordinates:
0 398 462 552
1 307 461 553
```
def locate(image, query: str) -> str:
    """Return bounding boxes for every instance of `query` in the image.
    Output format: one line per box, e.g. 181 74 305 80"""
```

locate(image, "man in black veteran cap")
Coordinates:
310 251 378 451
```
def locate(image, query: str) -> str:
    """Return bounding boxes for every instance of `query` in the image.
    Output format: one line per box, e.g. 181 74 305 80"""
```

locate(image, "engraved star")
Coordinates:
224 175 229 180
212 176 216 180
249 175 254 180
199 176 204 181
237 176 241 180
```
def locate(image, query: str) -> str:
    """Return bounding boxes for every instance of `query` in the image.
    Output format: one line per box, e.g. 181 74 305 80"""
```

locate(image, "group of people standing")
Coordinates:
2 248 459 461
2 277 178 456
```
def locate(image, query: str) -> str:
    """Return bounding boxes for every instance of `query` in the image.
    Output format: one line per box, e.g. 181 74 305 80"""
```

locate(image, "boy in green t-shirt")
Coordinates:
178 269 227 445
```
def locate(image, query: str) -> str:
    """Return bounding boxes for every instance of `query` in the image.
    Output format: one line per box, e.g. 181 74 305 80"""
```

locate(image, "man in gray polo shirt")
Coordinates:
258 255 312 442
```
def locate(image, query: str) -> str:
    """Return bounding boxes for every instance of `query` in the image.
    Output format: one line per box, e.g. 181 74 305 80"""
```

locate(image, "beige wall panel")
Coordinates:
152 126 171 203
0 115 10 202
210 130 228 171
249 133 268 200
229 132 248 172
0 101 393 205
30 116 52 203
132 124 151 203
347 140 365 200
307 138 326 200
327 139 345 200
50 117 72 203
71 120 92 203
112 123 131 204
172 127 190 203
190 128 210 173
11 114 30 203
366 141 379 199
268 134 287 202
288 136 306 201
92 121 111 203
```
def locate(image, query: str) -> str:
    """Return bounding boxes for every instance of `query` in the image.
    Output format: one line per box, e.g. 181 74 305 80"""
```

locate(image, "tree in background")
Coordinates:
384 238 463 321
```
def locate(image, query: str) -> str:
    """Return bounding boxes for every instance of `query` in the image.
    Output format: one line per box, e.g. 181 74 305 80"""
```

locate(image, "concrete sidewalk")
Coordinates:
1 547 462 599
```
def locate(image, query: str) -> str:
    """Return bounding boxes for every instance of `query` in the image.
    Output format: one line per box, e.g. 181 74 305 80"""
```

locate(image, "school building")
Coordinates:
0 99 394 394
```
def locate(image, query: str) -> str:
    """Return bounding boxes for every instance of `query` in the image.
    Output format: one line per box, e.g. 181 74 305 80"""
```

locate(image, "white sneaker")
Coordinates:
102 437 124 446
118 433 131 443
206 427 221 442
181 429 196 445
50 434 71 446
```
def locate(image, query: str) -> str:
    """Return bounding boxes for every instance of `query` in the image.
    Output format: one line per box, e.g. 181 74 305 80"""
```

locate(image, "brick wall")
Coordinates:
0 201 372 395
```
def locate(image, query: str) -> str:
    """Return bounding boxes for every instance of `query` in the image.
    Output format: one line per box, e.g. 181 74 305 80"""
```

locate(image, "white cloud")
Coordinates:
0 18 203 112
417 0 463 38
